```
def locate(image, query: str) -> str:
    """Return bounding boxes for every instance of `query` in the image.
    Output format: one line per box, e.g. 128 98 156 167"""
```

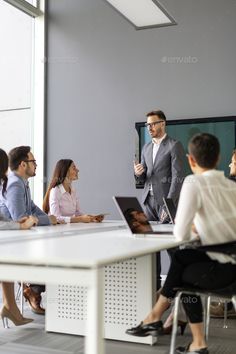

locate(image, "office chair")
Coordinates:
169 240 236 354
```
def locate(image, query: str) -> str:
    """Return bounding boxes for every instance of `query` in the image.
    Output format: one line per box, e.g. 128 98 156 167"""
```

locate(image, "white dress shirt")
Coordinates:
149 133 167 194
152 133 167 163
174 170 236 264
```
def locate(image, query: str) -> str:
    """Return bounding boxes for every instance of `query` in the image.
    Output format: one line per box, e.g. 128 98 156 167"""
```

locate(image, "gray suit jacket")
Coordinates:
136 135 185 206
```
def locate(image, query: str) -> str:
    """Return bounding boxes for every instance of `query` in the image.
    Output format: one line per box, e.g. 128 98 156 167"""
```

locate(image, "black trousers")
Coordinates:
161 249 236 323
20 283 45 294
30 284 45 294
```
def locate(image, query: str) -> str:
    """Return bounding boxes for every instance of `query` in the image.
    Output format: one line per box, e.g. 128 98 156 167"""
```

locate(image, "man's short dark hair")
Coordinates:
146 110 166 122
9 146 31 171
188 133 220 169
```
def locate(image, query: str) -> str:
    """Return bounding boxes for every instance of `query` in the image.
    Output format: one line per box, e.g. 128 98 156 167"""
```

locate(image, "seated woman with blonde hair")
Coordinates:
43 159 104 223
0 148 36 327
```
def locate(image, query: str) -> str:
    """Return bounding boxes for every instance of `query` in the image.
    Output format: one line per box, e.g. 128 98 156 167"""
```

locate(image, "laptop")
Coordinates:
162 197 177 224
113 196 173 235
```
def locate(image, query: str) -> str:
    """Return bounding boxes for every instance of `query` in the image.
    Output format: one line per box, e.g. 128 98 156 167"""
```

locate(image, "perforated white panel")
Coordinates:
104 258 137 326
46 255 156 345
54 259 138 325
57 285 88 321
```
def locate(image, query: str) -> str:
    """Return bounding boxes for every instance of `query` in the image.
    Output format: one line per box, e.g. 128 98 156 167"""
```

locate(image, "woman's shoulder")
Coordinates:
50 184 63 196
182 174 202 193
183 174 198 184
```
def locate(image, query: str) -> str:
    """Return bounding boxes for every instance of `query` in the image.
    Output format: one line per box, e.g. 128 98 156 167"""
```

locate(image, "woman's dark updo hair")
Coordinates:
0 148 9 196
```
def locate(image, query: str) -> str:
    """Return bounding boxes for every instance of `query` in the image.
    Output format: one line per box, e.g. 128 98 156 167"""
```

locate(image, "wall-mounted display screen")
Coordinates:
135 116 236 187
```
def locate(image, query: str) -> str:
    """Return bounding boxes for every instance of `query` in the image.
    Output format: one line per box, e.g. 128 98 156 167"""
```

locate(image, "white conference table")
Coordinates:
0 223 183 354
0 220 125 244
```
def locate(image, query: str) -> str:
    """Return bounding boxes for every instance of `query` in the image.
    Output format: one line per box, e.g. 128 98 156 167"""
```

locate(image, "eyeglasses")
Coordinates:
24 159 37 165
145 120 164 128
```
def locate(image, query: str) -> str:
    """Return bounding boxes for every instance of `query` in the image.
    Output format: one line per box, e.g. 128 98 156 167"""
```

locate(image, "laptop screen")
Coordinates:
162 198 176 224
113 196 153 234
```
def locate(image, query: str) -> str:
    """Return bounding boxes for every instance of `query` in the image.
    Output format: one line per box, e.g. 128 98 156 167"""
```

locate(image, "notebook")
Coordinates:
113 196 173 235
162 197 177 224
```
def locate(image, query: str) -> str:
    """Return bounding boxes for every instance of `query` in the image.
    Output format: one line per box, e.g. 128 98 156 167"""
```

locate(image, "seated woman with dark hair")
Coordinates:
0 148 36 327
126 134 236 354
43 159 104 223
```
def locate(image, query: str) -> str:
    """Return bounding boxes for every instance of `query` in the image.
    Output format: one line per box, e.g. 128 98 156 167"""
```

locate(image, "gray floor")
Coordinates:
0 293 235 354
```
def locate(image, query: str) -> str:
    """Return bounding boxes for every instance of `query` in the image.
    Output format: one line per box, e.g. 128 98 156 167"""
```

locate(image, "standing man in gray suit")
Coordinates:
134 110 185 288
134 110 185 221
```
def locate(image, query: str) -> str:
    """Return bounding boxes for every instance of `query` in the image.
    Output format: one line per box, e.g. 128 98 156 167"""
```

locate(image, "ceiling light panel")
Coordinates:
105 0 177 29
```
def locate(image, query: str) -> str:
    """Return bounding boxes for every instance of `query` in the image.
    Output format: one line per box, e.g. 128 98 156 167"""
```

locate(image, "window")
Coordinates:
0 0 45 205
0 0 33 148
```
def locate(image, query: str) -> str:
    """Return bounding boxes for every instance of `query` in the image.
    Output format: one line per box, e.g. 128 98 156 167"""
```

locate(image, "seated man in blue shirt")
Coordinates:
0 146 57 315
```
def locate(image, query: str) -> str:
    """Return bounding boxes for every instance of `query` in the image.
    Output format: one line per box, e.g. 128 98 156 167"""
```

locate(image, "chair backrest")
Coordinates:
214 278 236 297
